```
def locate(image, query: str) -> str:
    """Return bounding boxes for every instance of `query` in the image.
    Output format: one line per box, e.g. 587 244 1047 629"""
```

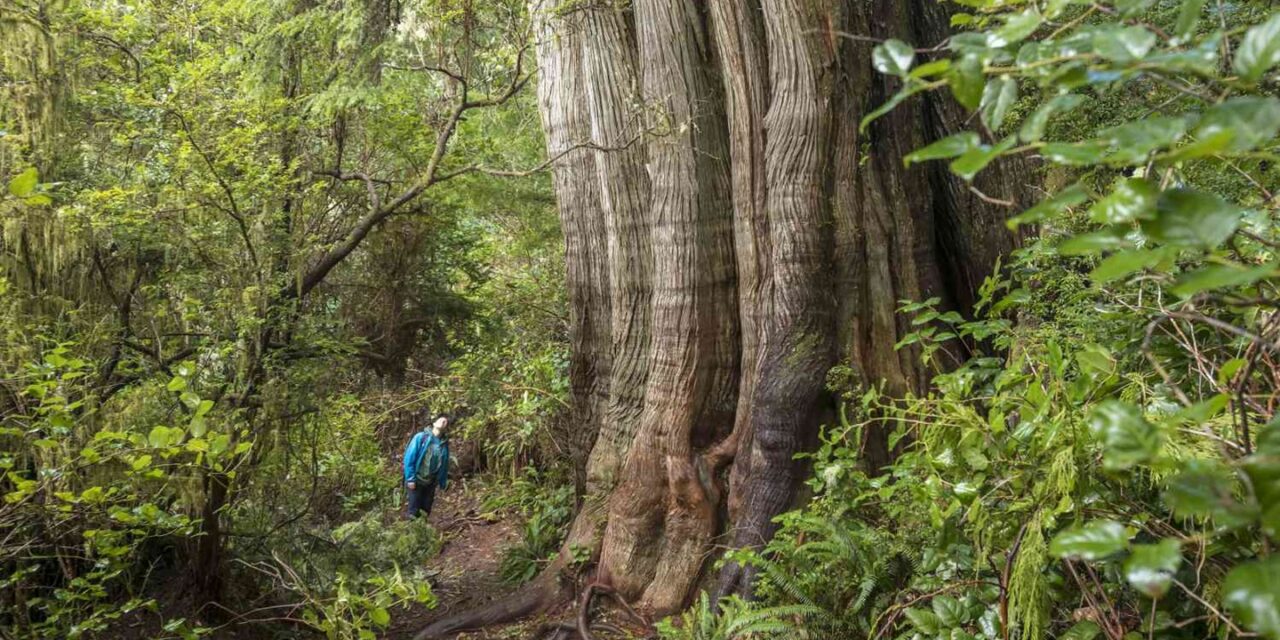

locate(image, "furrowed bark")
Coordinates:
530 0 613 520
565 2 653 552
716 0 839 598
597 0 737 612
707 0 770 524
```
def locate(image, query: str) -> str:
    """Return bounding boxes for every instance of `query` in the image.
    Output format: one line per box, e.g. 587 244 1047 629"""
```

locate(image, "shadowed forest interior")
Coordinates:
4 0 1280 639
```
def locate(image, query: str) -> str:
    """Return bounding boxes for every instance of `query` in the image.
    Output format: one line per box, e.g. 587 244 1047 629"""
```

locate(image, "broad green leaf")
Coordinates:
23 194 52 207
1049 519 1133 560
950 136 1016 181
1223 557 1280 639
909 58 951 79
905 133 981 166
369 606 391 627
1244 424 1280 537
1234 13 1280 83
950 54 984 111
1099 117 1187 165
997 10 1042 45
167 376 187 392
1043 140 1109 165
1089 178 1158 225
1058 229 1127 256
980 76 1018 131
8 167 37 198
1094 26 1157 62
932 594 966 626
1088 400 1161 469
148 425 173 449
1143 188 1242 249
1019 94 1085 143
873 39 915 77
1060 620 1102 640
1124 539 1181 598
1171 261 1277 297
1175 0 1208 37
1195 97 1280 153
1008 183 1088 228
1090 248 1169 283
1163 460 1257 528
904 608 943 635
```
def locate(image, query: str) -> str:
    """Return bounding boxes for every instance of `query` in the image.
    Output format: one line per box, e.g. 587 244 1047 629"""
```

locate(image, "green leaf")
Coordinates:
1059 229 1127 256
167 376 187 392
1175 0 1208 37
873 39 915 77
131 454 153 472
1171 261 1277 297
1234 13 1280 83
1143 188 1242 250
1224 557 1280 639
1163 460 1257 528
1008 183 1088 228
904 607 943 635
1088 400 1162 470
369 606 391 627
1090 248 1169 283
1094 26 1157 62
148 425 173 449
1043 140 1109 165
905 133 981 166
1195 97 1280 153
932 594 966 626
8 167 38 198
1049 520 1133 560
1124 539 1182 598
997 10 1042 46
1089 178 1158 225
950 55 984 111
1099 117 1187 165
1060 620 1102 640
950 136 1016 181
1019 94 1085 143
980 76 1018 131
23 194 52 207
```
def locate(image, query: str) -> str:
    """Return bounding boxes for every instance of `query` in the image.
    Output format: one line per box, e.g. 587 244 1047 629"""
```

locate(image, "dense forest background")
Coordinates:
3 0 1280 639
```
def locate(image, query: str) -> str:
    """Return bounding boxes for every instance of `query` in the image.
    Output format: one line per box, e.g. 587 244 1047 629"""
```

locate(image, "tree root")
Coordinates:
412 570 571 640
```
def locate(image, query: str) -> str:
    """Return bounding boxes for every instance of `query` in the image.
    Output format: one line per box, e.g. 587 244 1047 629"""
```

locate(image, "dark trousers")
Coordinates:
407 482 437 519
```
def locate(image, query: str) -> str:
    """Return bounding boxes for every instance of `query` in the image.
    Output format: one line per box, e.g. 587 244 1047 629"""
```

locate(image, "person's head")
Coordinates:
431 413 450 437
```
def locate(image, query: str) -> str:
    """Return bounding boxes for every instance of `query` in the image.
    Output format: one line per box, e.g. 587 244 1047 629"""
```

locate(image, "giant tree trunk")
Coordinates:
418 0 1029 633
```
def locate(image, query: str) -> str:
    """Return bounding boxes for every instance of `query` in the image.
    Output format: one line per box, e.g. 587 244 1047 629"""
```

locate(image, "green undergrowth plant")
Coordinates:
736 2 1280 638
493 468 574 584
655 591 821 640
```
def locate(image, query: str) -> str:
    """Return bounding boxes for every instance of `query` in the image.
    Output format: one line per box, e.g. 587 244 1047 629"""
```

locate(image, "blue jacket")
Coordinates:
403 431 449 489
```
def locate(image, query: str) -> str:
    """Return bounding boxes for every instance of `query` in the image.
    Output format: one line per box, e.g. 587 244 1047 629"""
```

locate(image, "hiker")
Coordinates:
402 413 451 519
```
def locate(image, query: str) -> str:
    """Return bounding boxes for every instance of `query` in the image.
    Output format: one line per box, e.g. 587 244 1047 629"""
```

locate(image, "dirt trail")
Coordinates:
387 482 552 640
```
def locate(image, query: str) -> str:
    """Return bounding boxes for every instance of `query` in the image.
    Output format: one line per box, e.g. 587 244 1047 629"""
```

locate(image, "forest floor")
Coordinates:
386 484 566 640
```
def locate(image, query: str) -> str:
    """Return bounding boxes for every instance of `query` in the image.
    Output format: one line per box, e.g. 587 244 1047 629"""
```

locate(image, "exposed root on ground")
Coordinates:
412 569 655 640
412 569 572 639
532 583 653 640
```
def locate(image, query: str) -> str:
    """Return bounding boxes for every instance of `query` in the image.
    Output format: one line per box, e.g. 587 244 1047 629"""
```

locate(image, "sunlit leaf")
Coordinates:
1049 520 1133 560
1234 13 1280 83
1088 400 1161 470
1124 538 1181 598
1224 557 1280 639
